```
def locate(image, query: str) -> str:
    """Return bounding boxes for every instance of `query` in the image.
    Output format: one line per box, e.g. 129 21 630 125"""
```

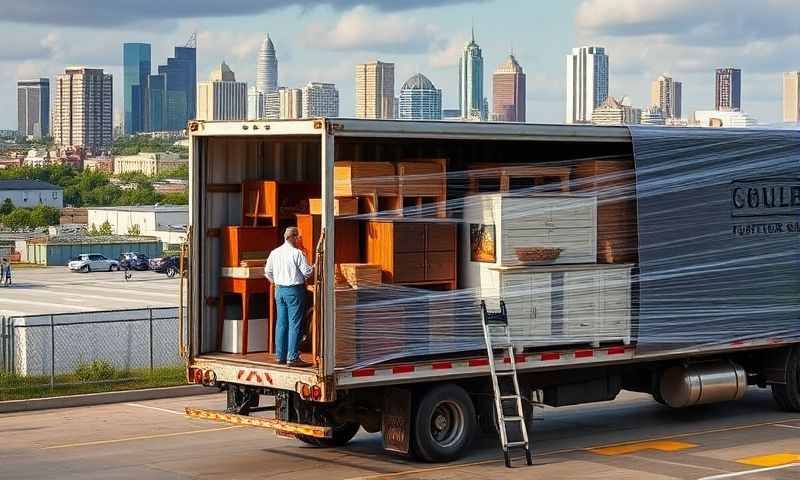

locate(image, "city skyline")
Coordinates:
1 2 799 128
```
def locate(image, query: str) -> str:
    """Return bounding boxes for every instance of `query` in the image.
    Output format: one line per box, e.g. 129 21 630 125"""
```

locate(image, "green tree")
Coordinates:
158 192 188 205
127 224 141 236
0 198 13 215
88 223 99 236
29 205 60 227
98 220 113 236
2 209 32 229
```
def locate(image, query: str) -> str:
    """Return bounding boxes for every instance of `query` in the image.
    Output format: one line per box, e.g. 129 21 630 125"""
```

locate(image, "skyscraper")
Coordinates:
278 87 303 119
52 67 113 153
459 29 485 120
782 71 800 123
256 34 278 94
715 68 741 111
355 61 395 119
398 73 442 120
147 73 166 132
565 46 609 123
302 82 339 118
650 74 682 119
197 62 247 121
17 78 49 139
123 43 151 134
247 87 264 120
492 54 526 122
155 44 197 131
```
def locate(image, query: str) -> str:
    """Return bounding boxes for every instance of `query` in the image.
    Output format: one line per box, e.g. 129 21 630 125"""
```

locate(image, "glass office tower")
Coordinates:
123 43 151 134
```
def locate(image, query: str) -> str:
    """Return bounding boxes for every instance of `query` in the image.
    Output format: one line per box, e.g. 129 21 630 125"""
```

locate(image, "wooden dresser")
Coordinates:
295 213 361 265
366 220 457 289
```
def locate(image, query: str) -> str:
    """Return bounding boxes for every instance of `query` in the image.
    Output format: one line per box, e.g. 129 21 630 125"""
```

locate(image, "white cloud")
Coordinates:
301 6 443 53
428 36 466 68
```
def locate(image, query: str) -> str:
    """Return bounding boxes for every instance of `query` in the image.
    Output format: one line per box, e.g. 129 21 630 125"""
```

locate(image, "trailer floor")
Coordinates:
199 351 316 367
3 389 800 479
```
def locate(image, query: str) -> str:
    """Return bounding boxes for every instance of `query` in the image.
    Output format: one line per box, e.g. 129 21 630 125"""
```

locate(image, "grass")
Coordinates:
0 364 186 401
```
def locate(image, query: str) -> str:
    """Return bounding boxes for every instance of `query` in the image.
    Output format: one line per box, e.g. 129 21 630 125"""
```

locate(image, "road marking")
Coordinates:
125 402 184 415
737 453 800 467
774 423 800 430
590 440 696 456
698 463 800 480
625 455 729 474
344 416 800 480
42 425 243 450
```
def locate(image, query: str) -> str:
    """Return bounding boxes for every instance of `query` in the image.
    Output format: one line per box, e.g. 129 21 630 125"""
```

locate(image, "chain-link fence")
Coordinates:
0 307 186 400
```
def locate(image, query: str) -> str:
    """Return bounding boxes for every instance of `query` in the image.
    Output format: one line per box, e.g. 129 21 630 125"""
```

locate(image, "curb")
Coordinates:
0 384 218 414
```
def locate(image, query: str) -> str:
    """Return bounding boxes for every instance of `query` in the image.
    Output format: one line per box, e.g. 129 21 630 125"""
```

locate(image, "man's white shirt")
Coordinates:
264 241 313 286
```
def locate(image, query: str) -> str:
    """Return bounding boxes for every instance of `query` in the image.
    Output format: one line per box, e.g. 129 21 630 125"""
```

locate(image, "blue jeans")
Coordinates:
275 285 306 363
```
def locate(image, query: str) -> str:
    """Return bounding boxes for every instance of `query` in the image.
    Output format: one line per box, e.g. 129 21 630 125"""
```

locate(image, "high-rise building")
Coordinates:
492 54 526 122
247 87 265 120
302 82 339 118
256 34 278 95
17 78 49 139
147 73 166 132
459 29 486 120
591 96 640 125
398 73 442 120
123 43 151 134
566 46 609 123
650 74 682 119
715 68 741 111
264 91 280 120
278 87 303 119
196 62 247 121
52 67 113 153
640 105 666 125
155 44 197 131
782 71 800 123
355 61 395 119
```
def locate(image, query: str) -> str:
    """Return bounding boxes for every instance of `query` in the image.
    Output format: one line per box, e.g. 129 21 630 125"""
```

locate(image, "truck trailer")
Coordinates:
182 118 800 462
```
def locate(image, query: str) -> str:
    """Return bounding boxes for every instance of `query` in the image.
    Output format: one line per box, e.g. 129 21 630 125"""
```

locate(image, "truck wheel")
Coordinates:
412 384 477 462
226 386 259 416
297 421 360 447
772 347 800 412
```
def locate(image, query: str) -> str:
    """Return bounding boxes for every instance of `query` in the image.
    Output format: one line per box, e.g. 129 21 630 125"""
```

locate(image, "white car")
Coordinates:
68 253 120 272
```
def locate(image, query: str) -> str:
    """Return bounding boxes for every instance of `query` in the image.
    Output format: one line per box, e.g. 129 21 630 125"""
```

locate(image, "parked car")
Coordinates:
149 255 180 278
118 252 150 271
67 253 120 272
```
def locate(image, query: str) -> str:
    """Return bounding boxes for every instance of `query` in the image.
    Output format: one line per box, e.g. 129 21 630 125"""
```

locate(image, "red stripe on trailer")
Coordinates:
469 358 490 367
575 350 594 358
541 352 560 361
730 340 746 346
392 365 415 374
351 368 375 377
607 346 626 355
432 362 453 370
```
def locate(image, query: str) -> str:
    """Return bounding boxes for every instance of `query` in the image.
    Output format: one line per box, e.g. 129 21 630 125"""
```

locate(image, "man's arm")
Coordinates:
264 253 274 283
296 250 313 279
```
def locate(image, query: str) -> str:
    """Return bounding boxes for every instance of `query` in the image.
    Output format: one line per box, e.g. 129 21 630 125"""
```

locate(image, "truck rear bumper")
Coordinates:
185 407 332 438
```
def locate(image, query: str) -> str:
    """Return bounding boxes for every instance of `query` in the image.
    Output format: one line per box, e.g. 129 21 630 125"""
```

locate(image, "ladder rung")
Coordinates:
500 395 519 400
495 371 516 376
506 441 528 448
503 416 524 422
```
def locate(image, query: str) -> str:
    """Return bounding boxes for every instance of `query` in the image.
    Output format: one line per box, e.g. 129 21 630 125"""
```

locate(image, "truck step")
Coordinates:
502 416 524 422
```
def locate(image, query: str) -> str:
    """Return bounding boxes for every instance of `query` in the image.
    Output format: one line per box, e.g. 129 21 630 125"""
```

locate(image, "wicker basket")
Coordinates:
515 247 563 263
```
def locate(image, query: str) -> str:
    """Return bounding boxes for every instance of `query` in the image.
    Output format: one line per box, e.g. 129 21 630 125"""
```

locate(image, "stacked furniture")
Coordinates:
461 193 633 347
466 164 572 194
242 180 321 227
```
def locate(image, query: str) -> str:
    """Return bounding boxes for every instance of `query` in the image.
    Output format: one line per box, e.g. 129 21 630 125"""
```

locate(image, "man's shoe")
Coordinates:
287 359 313 368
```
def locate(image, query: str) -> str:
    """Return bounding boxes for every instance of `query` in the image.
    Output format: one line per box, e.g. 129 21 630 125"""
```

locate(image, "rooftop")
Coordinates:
401 73 437 91
0 179 62 191
86 205 188 213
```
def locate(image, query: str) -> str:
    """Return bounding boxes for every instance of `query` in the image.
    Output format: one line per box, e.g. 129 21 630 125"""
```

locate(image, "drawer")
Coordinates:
426 251 455 281
392 252 426 283
502 229 595 265
426 223 456 251
393 223 426 253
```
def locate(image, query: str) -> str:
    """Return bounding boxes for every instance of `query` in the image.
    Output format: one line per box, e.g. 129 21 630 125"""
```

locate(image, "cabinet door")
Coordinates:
392 252 426 283
426 251 454 282
563 271 599 338
600 269 631 339
392 223 426 253
531 273 552 337
426 223 456 251
501 273 533 339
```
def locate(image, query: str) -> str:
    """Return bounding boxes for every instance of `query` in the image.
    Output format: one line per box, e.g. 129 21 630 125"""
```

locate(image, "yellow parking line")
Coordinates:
43 426 243 450
737 453 800 467
590 440 697 456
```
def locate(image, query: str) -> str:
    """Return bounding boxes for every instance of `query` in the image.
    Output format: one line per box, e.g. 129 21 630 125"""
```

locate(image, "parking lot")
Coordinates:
1 389 799 479
0 266 181 316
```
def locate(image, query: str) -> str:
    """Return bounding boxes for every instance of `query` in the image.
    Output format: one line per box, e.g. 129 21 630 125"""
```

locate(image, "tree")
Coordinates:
98 220 113 236
127 224 141 236
0 198 13 215
29 205 60 227
158 192 188 205
2 209 32 229
89 223 99 236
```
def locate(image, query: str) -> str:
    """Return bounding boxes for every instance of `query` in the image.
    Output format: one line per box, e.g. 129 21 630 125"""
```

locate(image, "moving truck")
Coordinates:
183 119 800 462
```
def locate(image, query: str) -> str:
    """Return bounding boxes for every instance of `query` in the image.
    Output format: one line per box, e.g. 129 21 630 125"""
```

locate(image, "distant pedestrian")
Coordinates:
1 258 10 286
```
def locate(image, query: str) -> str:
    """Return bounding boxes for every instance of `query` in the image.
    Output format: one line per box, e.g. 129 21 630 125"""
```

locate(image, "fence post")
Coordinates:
149 309 154 373
50 314 55 391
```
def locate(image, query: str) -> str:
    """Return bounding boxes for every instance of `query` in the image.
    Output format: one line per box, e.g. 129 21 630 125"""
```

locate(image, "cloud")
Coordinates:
301 6 443 53
0 0 481 28
428 36 467 68
0 32 57 61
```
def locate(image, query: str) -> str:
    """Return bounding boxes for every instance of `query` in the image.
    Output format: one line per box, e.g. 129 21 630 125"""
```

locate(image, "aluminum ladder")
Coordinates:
480 300 533 468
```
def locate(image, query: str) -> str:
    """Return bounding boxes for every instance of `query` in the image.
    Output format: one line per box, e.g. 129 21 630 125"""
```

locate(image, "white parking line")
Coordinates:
697 463 800 480
773 424 800 430
124 402 184 415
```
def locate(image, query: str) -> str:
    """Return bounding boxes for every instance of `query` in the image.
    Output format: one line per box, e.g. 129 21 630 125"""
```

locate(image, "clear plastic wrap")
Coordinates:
329 127 800 370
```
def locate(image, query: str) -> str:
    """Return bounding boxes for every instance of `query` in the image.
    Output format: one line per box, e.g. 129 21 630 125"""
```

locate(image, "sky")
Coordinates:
1 0 799 129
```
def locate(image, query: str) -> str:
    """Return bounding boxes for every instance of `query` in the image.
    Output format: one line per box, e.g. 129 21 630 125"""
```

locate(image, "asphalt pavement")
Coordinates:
1 389 799 479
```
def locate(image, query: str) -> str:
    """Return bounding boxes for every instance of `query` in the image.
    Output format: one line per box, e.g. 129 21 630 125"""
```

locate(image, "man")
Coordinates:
264 227 313 367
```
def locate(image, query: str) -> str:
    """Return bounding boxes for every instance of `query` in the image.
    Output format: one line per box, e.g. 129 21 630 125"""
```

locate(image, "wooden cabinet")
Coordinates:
334 162 397 197
242 180 321 227
220 226 279 267
295 213 361 265
366 221 456 288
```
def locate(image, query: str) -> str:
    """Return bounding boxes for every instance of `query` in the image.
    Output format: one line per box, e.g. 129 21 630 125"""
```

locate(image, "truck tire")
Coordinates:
412 384 477 462
296 421 360 447
226 386 259 416
772 347 800 412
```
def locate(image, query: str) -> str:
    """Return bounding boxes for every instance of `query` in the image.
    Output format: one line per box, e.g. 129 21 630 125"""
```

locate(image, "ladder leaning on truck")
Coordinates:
181 119 800 464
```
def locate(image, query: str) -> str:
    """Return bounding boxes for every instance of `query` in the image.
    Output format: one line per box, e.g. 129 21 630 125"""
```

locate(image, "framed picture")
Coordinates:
470 223 496 263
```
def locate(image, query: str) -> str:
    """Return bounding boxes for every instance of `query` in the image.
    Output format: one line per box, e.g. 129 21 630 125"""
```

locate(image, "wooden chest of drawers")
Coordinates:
295 213 360 265
366 221 456 288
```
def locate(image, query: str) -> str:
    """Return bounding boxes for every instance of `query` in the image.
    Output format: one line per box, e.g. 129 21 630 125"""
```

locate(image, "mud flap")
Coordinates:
382 387 411 454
